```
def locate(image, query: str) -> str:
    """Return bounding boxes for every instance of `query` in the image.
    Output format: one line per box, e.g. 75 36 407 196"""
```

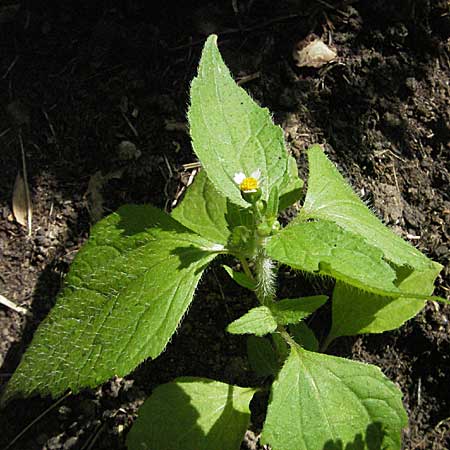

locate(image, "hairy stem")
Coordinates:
254 249 276 306
276 325 297 347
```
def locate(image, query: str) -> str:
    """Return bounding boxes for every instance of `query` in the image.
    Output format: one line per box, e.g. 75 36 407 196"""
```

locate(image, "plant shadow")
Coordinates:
323 422 386 450
131 379 251 450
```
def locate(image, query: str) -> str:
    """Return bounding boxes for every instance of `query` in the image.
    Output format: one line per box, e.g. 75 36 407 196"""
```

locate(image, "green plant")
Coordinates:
2 35 445 450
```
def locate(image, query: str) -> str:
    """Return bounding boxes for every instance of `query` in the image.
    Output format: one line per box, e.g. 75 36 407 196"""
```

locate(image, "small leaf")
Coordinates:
227 306 277 336
2 205 217 403
126 377 257 450
222 265 256 290
172 170 253 246
266 185 279 219
247 336 279 377
289 322 319 352
172 170 232 245
261 345 408 450
271 296 327 324
267 220 400 296
227 296 326 336
189 35 289 207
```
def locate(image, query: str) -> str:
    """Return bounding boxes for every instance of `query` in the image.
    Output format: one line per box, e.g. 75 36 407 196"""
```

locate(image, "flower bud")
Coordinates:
241 187 262 204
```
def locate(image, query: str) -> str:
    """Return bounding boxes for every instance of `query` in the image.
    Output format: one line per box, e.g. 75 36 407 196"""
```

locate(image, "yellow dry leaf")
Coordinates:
12 171 32 232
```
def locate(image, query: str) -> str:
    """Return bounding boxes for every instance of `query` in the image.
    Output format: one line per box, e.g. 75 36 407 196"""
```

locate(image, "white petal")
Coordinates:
233 172 246 184
251 169 261 180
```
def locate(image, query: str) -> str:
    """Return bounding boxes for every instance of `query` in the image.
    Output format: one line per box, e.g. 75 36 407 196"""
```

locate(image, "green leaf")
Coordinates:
227 296 327 336
299 145 440 273
222 265 256 290
272 296 327 324
297 146 442 337
2 206 217 402
247 336 279 377
172 170 253 248
289 322 319 352
126 377 256 450
267 220 400 296
271 333 290 363
329 283 423 340
266 184 280 219
189 35 290 207
278 155 303 211
227 306 277 336
261 345 408 450
171 170 232 244
329 258 441 339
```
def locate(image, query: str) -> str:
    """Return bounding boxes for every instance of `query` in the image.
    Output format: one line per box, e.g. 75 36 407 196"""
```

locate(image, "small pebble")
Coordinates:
58 405 72 416
63 436 79 450
117 141 141 160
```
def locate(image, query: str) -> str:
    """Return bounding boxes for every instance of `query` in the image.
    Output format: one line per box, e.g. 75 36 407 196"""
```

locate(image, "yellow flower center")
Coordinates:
239 177 259 192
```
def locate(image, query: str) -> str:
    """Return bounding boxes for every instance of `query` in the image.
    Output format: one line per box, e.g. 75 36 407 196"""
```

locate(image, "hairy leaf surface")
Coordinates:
3 206 217 402
172 170 252 244
299 145 440 273
298 145 441 335
266 220 400 295
172 170 232 244
329 259 440 338
227 296 327 336
272 296 327 324
189 35 291 207
261 345 407 450
227 306 278 336
126 377 256 450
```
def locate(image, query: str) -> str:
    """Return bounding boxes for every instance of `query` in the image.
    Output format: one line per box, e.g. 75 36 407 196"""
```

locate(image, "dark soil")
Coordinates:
1 1 449 449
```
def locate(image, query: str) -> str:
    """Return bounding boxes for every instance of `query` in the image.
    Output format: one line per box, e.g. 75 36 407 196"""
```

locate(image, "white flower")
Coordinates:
233 169 261 193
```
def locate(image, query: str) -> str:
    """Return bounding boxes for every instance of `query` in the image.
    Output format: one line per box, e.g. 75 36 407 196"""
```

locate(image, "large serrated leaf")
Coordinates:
261 345 408 450
298 145 442 336
299 145 441 274
266 220 400 296
2 206 217 403
126 377 256 450
189 35 290 207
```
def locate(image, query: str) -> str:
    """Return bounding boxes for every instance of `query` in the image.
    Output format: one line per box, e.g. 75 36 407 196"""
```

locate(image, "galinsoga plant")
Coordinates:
2 35 445 450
